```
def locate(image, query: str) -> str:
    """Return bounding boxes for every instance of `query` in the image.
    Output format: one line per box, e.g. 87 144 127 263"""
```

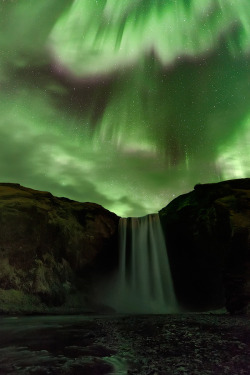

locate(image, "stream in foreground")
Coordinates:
0 314 249 375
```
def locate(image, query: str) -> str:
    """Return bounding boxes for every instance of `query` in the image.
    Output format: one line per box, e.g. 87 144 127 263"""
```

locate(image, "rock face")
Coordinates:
0 180 249 315
0 183 119 313
159 178 250 314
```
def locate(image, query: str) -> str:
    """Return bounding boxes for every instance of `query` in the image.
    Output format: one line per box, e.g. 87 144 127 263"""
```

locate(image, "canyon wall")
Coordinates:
160 178 250 314
0 179 249 314
0 183 119 313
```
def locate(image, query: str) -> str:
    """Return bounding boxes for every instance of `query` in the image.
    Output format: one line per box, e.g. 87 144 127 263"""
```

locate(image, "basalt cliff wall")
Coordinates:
159 178 250 314
0 183 119 314
0 179 249 314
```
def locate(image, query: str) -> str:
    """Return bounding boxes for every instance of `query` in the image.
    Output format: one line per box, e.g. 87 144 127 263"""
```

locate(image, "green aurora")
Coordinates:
0 0 249 216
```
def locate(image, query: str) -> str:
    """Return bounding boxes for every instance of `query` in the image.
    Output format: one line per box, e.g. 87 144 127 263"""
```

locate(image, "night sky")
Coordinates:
1 0 249 217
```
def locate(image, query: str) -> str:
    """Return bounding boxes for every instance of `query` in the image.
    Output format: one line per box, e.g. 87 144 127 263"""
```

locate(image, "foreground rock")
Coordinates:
160 178 250 314
0 314 249 375
0 183 119 314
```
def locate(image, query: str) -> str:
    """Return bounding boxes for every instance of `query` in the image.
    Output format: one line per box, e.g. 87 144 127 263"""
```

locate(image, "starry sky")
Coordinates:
0 0 249 217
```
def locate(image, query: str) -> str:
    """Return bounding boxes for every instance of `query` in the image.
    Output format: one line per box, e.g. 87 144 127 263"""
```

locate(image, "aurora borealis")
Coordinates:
0 0 249 217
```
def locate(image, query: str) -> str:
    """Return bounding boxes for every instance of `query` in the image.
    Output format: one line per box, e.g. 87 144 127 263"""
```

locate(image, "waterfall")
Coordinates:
108 213 178 313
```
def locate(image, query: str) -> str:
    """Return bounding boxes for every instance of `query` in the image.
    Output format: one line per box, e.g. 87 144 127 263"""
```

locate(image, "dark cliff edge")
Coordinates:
0 183 120 314
159 178 250 315
0 179 249 315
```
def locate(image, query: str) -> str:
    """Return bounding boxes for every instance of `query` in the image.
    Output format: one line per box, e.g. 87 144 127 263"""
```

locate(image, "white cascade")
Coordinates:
110 213 178 313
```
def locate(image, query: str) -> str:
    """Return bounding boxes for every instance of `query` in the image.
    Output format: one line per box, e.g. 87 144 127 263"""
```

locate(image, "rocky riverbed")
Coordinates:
0 314 249 375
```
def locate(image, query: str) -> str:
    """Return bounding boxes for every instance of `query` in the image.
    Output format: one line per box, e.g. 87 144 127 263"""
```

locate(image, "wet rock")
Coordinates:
0 314 250 375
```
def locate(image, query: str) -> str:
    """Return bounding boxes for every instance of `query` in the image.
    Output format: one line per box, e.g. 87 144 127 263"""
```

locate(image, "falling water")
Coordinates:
109 213 178 313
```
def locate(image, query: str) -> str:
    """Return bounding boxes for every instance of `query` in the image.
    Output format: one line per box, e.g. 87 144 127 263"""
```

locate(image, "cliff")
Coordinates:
159 178 250 314
0 179 249 315
0 183 119 314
